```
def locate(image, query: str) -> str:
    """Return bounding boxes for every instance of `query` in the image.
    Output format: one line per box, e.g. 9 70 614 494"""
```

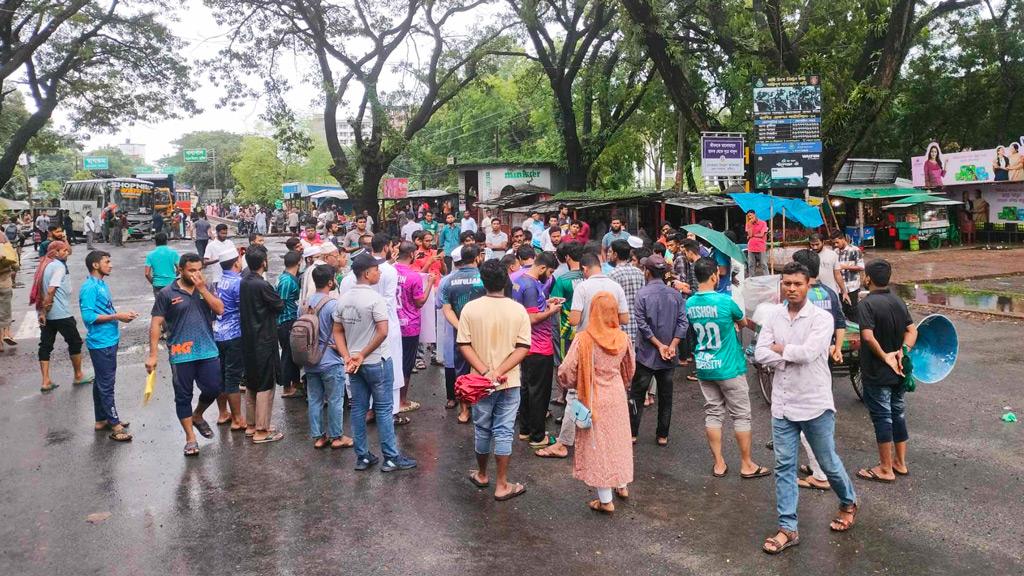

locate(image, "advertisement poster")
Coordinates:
987 183 1024 223
381 177 409 199
753 75 822 189
700 135 745 177
911 140 1024 188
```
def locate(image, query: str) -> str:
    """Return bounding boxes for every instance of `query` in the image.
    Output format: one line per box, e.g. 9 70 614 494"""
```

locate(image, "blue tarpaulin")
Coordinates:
281 182 346 199
728 193 824 228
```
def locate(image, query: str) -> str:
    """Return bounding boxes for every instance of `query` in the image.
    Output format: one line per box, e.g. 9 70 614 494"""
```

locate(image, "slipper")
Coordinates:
399 401 421 413
244 428 257 437
281 392 306 399
330 437 353 449
229 424 246 432
95 421 130 431
856 468 895 484
40 383 60 393
216 418 232 426
894 467 910 476
393 416 412 426
535 447 568 459
192 419 214 439
445 400 457 409
799 464 812 476
685 374 698 382
252 431 284 444
494 483 526 501
588 499 615 514
798 477 831 491
741 466 772 479
3 336 17 345
456 414 471 424
72 375 95 386
529 434 556 449
314 437 329 449
108 430 133 442
468 471 489 488
183 442 200 457
712 464 729 478
656 437 668 447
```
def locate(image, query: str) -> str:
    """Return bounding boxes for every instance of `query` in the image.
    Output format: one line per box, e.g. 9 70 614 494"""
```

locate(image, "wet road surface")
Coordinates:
1 237 1021 575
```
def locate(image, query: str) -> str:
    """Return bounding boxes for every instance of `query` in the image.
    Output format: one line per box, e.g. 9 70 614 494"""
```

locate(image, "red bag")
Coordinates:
455 374 499 405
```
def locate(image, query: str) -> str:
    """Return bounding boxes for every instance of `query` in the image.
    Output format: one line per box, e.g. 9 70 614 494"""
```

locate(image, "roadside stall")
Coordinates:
881 193 963 250
826 187 917 248
728 192 824 270
662 193 741 236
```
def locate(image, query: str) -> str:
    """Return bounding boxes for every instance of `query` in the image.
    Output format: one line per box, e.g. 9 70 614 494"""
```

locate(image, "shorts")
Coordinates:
170 357 222 420
38 316 83 361
698 375 753 432
216 338 244 394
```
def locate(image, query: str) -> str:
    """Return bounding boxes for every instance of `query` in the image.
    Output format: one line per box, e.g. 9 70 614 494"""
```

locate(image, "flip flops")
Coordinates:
399 401 421 413
252 431 284 444
72 375 94 386
857 468 895 483
108 430 133 442
468 471 489 488
494 483 526 501
3 336 17 346
183 442 200 457
741 466 772 479
192 419 214 439
534 446 568 459
712 464 729 478
40 383 60 393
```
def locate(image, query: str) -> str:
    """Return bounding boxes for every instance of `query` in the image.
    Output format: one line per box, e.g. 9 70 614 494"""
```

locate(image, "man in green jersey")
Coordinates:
550 242 584 364
686 258 769 479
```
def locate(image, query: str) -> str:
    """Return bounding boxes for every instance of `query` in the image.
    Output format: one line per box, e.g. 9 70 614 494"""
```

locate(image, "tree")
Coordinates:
503 0 654 190
159 131 244 191
80 146 135 177
231 136 284 205
619 0 981 190
208 0 504 216
0 0 196 189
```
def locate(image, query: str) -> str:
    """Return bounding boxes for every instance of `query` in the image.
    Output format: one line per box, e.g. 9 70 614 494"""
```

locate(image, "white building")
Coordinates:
309 115 373 148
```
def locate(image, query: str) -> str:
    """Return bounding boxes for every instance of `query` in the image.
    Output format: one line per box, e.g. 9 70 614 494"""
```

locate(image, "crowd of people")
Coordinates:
5 202 921 555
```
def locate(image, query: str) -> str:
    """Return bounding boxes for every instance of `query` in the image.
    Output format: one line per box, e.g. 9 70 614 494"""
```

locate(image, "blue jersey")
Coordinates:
152 282 219 364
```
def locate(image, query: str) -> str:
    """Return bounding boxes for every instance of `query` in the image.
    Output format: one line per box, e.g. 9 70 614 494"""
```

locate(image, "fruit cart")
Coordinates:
882 193 963 250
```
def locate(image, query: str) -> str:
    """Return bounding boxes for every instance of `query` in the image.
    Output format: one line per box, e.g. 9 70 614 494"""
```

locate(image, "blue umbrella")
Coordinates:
682 224 746 263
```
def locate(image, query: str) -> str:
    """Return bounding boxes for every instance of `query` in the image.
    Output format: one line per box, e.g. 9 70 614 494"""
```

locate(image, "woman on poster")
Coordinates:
924 144 946 188
993 146 1010 181
1007 142 1024 181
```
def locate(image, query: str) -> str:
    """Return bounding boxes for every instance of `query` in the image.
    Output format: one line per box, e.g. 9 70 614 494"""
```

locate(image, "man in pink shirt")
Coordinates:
745 210 769 277
394 241 437 413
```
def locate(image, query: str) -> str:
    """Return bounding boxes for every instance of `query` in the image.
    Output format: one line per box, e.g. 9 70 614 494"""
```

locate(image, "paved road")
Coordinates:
1 237 1021 575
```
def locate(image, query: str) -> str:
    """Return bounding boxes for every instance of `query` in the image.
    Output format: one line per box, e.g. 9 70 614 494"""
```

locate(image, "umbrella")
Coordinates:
683 224 746 263
881 193 963 210
455 373 500 405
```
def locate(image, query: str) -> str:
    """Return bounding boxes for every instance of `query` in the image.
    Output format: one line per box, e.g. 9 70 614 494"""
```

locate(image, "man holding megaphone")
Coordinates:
856 260 919 484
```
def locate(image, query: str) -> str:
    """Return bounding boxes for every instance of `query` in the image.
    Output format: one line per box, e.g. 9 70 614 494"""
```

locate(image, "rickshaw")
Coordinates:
747 321 863 404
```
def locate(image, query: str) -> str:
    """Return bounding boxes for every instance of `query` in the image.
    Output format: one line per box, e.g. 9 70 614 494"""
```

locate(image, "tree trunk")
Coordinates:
675 111 686 192
359 163 388 223
0 95 57 190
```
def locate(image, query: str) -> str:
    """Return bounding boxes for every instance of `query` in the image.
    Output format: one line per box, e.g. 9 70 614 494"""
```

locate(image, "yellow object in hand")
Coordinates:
144 370 156 405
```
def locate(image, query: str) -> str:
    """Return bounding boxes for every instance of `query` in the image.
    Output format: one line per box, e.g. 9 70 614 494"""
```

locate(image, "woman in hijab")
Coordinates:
557 291 636 514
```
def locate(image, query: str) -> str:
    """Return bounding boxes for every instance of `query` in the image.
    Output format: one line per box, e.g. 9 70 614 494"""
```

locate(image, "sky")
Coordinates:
67 0 320 165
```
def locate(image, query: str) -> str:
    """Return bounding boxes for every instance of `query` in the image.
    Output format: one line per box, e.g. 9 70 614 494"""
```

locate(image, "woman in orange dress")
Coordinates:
557 291 636 514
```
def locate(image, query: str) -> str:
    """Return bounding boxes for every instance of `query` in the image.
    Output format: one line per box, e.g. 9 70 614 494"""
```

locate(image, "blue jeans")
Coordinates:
306 365 345 439
472 388 521 456
863 385 908 444
89 345 119 425
772 410 857 532
349 358 398 460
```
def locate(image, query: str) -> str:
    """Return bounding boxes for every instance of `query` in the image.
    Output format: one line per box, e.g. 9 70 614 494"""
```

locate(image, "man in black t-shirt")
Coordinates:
855 259 918 484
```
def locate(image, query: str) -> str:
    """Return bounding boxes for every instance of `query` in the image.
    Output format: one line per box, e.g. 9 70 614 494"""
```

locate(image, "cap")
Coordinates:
627 235 644 249
218 245 240 263
642 253 667 271
351 252 384 274
304 244 322 258
319 242 339 254
450 245 463 263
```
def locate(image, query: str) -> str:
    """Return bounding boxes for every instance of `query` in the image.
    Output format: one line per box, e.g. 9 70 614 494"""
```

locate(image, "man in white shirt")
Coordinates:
460 210 478 234
362 210 374 232
400 217 421 242
484 219 508 260
809 233 846 298
480 208 493 230
203 224 237 285
84 211 97 250
754 261 858 555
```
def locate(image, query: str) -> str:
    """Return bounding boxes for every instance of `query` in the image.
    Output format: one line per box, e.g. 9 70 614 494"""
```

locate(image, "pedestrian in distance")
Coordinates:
558 291 636 514
686 258 768 479
146 253 226 457
755 262 858 555
31 240 91 393
193 211 211 267
239 246 285 444
461 259 532 501
144 232 180 297
856 259 918 484
628 254 687 447
335 252 417 472
80 250 138 442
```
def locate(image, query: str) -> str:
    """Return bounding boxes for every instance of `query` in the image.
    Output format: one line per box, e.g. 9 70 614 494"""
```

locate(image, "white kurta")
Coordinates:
419 273 437 345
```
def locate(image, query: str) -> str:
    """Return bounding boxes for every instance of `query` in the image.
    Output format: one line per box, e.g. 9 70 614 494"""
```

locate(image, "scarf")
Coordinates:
30 240 69 309
576 291 629 419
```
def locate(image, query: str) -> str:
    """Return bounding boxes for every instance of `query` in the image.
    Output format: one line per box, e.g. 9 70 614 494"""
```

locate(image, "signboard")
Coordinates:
911 140 1024 188
134 165 154 174
83 157 109 170
476 166 553 201
753 75 822 189
986 183 1024 223
183 149 208 163
382 177 409 199
700 135 745 177
163 166 183 175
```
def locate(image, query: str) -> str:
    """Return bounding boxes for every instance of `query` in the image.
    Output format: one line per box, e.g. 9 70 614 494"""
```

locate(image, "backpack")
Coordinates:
290 294 337 367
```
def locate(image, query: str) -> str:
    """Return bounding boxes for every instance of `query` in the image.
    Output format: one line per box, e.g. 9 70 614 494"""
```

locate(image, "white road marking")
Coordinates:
14 310 38 341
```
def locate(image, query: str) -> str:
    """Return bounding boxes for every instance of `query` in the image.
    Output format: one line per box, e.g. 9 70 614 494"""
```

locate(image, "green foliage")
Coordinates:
231 136 283 205
158 131 244 191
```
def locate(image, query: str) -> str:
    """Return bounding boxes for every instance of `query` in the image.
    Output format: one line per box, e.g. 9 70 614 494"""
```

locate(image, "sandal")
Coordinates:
798 477 831 491
399 401 421 413
468 471 489 488
192 419 214 439
529 433 556 448
763 529 799 554
40 383 60 393
856 468 895 484
685 374 698 382
656 437 668 447
588 499 614 514
445 400 457 409
712 464 729 478
613 487 629 499
253 430 284 444
216 417 232 426
495 483 526 501
741 466 772 479
72 375 95 386
456 413 471 424
314 437 329 449
108 429 133 442
534 445 568 459
830 503 858 532
183 441 200 457
229 424 246 432
415 359 427 370
393 416 412 426
330 436 353 449
3 336 16 346
244 428 257 437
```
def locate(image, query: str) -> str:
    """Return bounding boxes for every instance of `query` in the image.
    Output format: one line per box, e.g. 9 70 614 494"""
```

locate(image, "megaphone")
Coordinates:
908 314 958 384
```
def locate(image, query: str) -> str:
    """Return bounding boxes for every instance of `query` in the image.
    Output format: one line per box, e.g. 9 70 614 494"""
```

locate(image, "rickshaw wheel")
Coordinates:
929 234 942 250
850 364 864 402
756 365 774 404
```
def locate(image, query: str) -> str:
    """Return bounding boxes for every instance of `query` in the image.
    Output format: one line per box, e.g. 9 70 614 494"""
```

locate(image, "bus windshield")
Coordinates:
108 181 155 213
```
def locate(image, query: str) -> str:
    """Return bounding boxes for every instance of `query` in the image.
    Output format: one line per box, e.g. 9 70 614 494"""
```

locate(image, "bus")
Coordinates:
60 178 157 235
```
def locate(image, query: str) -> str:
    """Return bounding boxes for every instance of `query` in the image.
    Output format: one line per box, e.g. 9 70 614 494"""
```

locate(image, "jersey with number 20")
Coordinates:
685 290 746 381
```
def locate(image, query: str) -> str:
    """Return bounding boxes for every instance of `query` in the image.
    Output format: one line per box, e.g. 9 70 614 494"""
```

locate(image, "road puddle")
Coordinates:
895 281 1024 318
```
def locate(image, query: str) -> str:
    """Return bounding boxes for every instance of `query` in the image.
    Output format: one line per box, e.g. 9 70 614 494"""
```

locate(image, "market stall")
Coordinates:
881 193 963 250
827 187 917 247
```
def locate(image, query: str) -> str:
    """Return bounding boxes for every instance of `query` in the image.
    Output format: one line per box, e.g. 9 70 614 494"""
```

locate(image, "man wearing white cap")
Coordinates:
213 247 246 431
203 224 236 285
300 243 344 306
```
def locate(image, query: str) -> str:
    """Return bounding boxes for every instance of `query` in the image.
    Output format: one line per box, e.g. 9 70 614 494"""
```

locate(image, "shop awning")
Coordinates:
728 193 824 228
405 188 454 199
309 188 348 200
503 199 613 214
882 194 964 209
663 194 736 211
476 190 541 209
828 187 918 200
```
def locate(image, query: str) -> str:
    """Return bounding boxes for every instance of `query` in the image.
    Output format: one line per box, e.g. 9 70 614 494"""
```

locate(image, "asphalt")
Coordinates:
0 237 1021 575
